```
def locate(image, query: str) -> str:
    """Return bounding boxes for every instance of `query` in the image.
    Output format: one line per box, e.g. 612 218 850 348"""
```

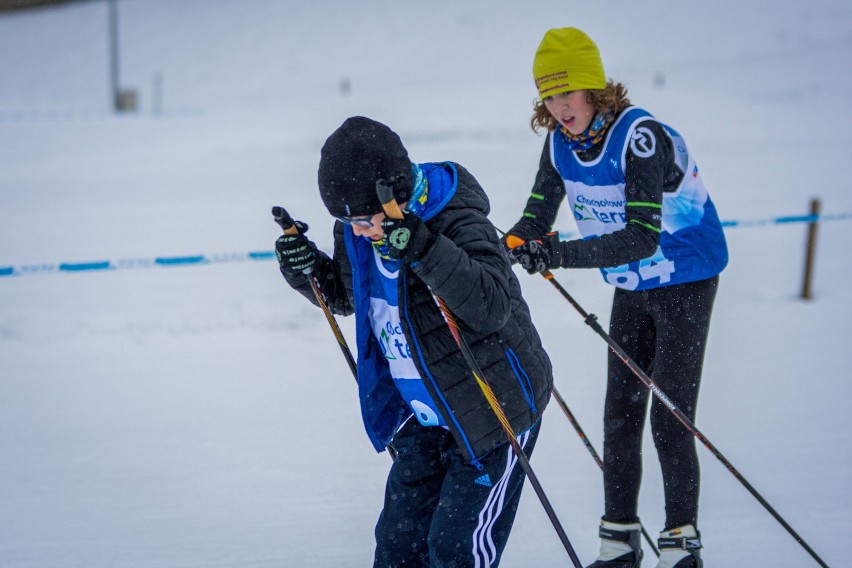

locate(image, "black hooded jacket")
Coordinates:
282 162 552 463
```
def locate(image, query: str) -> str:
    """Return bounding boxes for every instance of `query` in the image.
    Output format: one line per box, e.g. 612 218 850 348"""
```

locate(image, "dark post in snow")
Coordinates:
109 0 136 112
108 0 119 110
800 198 821 300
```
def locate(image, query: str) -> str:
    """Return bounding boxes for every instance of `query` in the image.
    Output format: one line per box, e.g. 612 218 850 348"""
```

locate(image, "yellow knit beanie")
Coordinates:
533 27 606 99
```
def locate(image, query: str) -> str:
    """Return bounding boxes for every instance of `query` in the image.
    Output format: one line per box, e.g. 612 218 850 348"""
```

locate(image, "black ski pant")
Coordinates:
602 276 718 531
373 418 540 568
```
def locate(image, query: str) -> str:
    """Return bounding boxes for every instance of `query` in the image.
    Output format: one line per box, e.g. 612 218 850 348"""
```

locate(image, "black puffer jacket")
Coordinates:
283 162 552 463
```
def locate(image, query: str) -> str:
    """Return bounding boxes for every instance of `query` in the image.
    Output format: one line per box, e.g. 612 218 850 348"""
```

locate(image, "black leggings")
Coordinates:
602 276 718 530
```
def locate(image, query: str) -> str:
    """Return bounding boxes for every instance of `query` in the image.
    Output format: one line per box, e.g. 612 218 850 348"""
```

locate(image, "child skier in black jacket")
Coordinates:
275 116 553 567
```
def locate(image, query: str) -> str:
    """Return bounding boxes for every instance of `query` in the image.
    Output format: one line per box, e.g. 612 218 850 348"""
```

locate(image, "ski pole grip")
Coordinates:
505 235 526 249
271 206 299 235
271 205 314 275
376 180 404 220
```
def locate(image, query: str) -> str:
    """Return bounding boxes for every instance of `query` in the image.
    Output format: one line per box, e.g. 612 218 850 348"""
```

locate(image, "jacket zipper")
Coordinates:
399 270 484 470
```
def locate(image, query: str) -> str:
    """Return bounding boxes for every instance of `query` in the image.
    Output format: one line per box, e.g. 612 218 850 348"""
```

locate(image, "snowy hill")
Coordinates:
1 1 850 566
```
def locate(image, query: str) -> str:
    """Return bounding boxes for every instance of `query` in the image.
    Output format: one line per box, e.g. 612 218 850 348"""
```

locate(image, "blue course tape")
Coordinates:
59 261 112 272
1 251 273 278
2 212 849 278
154 255 207 266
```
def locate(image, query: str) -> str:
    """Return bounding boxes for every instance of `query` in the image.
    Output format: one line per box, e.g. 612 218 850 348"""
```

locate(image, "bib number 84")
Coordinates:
604 247 675 290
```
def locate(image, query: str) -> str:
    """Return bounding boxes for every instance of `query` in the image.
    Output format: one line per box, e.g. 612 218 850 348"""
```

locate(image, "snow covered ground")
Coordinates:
1 1 850 566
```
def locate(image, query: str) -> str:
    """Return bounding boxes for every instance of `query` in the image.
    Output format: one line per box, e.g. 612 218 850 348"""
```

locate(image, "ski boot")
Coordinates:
655 524 702 568
586 520 644 568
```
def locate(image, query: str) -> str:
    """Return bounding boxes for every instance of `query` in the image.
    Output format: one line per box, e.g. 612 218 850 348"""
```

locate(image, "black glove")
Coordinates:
380 212 435 262
508 232 562 274
274 220 318 277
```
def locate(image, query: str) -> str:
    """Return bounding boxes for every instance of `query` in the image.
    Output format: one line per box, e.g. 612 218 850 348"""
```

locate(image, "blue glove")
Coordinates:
274 220 318 276
380 212 435 262
508 232 563 274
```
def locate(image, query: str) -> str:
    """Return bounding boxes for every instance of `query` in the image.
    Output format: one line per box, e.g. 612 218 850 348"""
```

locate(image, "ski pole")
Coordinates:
273 207 398 462
272 206 357 378
379 187 583 568
551 385 660 557
504 235 830 568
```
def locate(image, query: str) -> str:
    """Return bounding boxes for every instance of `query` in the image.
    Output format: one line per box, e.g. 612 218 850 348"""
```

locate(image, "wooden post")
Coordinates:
800 198 821 300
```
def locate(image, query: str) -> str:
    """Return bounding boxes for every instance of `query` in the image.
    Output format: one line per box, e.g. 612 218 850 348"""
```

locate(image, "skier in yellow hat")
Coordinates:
503 27 729 568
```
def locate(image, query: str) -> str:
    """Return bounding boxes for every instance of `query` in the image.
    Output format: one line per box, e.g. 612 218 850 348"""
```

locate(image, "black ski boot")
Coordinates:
655 524 702 568
586 520 643 568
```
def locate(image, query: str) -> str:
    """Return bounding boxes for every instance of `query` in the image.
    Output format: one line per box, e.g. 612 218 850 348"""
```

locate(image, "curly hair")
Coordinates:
530 81 631 132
